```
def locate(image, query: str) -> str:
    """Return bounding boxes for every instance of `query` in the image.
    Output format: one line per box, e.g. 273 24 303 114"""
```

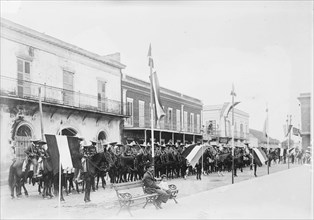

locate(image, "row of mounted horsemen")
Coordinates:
9 138 304 202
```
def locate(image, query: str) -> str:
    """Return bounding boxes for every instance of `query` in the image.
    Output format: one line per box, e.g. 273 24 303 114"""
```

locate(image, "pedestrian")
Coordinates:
142 164 170 209
195 162 202 180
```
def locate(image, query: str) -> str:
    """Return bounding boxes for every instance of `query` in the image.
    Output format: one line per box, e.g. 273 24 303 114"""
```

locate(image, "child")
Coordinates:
159 174 172 196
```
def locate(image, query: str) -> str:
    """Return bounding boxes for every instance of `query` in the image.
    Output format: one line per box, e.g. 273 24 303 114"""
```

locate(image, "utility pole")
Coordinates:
287 115 292 169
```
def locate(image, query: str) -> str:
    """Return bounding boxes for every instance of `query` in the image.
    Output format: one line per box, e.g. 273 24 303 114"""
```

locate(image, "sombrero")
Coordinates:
32 139 47 145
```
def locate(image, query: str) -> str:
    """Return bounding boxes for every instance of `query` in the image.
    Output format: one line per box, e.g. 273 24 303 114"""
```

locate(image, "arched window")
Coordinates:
97 131 107 152
15 124 33 158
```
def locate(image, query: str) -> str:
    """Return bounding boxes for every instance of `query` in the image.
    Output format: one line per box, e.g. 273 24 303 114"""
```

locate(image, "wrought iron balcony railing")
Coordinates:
203 130 249 140
0 75 130 117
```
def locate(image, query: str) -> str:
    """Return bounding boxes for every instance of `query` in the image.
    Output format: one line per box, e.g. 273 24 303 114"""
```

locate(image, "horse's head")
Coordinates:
28 155 38 166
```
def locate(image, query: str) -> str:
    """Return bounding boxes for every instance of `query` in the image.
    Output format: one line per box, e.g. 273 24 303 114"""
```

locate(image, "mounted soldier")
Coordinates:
23 139 47 178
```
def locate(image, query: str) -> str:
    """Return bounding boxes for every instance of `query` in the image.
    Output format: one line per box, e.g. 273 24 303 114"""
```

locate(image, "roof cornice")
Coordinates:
0 17 126 69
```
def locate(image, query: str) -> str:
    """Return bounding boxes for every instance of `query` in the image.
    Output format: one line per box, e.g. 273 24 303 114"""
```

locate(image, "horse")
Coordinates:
8 155 39 199
166 151 177 179
154 154 163 178
116 154 136 183
232 148 245 176
215 151 230 176
95 159 108 190
268 149 280 166
40 154 54 199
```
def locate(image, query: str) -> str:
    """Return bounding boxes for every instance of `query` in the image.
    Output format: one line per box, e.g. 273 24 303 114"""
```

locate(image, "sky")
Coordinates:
1 1 313 141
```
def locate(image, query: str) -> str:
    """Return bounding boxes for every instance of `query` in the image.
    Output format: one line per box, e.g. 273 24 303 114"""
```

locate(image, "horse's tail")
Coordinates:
8 164 15 188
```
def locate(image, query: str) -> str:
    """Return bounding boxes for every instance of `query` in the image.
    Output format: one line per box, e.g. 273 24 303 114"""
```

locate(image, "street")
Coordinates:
1 162 312 219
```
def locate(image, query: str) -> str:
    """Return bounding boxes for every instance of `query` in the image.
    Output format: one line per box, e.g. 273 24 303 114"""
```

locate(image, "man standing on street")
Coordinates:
142 164 170 209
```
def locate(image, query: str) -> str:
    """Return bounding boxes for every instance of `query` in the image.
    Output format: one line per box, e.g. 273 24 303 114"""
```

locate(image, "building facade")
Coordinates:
122 74 203 144
297 93 312 150
0 18 129 180
202 103 249 146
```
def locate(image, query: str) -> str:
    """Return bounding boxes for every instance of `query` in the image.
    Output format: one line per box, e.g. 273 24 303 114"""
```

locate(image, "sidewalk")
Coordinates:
115 165 313 219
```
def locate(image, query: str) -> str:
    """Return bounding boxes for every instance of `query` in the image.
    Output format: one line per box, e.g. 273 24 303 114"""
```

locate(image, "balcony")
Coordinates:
0 75 130 117
203 129 249 140
124 116 202 134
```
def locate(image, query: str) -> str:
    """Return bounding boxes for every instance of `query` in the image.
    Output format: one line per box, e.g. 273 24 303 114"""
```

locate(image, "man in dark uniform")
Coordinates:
23 139 47 178
142 164 170 209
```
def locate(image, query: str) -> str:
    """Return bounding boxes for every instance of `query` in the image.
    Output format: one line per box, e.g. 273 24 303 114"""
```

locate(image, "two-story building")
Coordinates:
298 93 311 150
122 74 203 145
202 103 249 146
0 18 129 180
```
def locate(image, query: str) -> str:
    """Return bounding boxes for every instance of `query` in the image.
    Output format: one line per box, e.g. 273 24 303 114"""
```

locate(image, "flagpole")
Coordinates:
56 131 62 215
58 149 61 216
149 44 155 168
38 87 45 141
231 84 236 184
201 144 204 175
267 105 270 175
287 115 291 169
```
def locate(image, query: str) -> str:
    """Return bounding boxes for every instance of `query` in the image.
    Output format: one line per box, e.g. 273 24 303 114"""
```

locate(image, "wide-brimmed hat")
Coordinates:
109 142 118 146
82 140 93 147
147 163 154 169
32 139 47 145
74 136 84 141
90 140 97 146
127 141 138 147
140 142 147 147
102 142 109 146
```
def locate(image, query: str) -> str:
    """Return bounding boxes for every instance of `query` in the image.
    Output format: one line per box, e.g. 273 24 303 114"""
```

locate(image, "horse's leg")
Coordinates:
96 173 99 190
48 176 54 198
21 181 28 196
10 180 16 199
84 174 91 202
64 173 69 196
102 172 106 188
91 176 96 192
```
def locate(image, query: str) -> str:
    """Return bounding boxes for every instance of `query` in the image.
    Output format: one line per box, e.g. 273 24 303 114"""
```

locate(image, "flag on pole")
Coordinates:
148 43 154 68
226 101 240 118
252 147 268 167
220 102 241 119
285 125 293 137
184 144 210 167
288 147 295 155
45 134 82 175
292 127 301 136
230 83 236 96
148 45 165 121
263 107 269 138
181 143 197 158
